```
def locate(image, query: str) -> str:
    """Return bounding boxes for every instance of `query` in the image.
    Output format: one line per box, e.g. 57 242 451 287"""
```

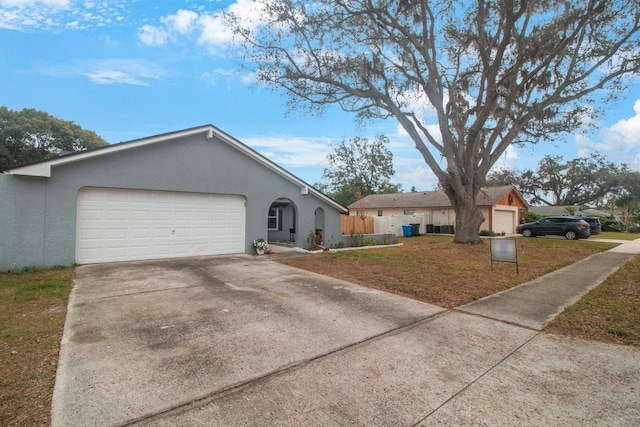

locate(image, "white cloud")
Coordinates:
161 9 198 35
491 145 520 170
395 164 437 191
138 24 169 46
197 12 231 48
44 58 165 86
241 134 332 168
575 98 640 169
138 9 199 46
136 0 270 53
83 70 148 86
0 0 69 7
0 0 128 30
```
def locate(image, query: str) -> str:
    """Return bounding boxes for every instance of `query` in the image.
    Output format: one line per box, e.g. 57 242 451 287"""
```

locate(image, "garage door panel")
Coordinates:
494 209 516 234
132 210 151 221
76 188 246 264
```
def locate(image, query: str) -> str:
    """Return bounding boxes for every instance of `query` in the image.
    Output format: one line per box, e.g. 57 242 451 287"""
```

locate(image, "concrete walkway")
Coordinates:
51 240 640 426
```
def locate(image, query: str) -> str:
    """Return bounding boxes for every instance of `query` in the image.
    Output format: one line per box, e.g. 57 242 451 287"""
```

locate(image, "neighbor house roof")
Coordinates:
348 185 528 210
6 124 347 213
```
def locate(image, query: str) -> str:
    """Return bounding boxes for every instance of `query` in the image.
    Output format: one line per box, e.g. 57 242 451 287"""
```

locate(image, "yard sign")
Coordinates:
490 238 518 273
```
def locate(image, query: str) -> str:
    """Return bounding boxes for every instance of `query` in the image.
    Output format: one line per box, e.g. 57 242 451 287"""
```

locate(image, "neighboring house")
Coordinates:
348 185 529 235
0 125 347 270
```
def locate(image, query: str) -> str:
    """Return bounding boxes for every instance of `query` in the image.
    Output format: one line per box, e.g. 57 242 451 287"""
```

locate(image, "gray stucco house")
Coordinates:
0 125 347 271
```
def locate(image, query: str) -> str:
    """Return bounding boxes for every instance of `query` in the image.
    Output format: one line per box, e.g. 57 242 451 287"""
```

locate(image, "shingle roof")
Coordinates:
348 185 520 209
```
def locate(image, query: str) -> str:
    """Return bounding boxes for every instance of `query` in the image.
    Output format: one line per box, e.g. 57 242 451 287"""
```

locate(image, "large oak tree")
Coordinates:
228 0 640 242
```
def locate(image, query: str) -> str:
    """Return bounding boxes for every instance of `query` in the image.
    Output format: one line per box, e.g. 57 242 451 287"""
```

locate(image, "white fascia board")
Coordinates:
7 163 52 177
6 126 213 178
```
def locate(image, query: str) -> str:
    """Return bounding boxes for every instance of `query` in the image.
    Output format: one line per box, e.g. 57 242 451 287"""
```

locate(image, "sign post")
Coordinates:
490 238 518 273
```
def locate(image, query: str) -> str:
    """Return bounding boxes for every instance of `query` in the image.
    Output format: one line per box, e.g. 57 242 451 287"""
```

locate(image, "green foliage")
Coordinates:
479 230 498 236
12 279 70 303
316 134 401 206
628 225 640 234
0 106 108 171
521 211 545 223
307 231 317 251
601 220 624 232
382 233 393 245
349 230 364 247
15 265 37 274
490 154 629 207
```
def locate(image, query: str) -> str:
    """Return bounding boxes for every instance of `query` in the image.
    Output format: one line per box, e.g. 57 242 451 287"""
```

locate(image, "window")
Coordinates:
356 210 366 216
404 209 415 215
378 210 383 216
268 206 280 230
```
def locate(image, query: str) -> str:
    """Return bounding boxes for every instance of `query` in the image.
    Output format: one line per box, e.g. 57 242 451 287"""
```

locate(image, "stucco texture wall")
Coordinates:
0 132 342 270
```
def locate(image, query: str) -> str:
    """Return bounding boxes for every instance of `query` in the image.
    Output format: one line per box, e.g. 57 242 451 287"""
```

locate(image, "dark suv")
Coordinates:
580 216 602 235
516 216 591 240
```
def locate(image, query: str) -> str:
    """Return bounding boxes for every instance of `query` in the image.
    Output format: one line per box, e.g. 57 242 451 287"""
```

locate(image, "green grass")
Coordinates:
0 268 73 427
597 231 639 240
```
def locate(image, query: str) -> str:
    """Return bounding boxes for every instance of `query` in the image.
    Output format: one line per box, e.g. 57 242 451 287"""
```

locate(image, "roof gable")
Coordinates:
6 125 347 213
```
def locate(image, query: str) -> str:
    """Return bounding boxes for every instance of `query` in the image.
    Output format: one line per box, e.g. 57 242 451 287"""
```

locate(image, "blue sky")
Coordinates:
2 0 640 192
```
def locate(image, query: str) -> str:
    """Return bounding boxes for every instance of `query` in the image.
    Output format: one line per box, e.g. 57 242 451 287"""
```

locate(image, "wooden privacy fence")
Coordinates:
341 215 374 235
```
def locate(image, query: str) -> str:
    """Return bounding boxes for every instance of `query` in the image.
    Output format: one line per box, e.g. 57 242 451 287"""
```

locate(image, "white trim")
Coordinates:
7 127 207 178
6 125 347 213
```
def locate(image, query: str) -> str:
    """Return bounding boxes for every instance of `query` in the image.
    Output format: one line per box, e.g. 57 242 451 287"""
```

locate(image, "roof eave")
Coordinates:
5 124 348 214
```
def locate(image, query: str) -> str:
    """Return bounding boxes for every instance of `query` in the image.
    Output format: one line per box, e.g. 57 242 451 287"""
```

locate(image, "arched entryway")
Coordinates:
314 207 325 245
267 198 298 245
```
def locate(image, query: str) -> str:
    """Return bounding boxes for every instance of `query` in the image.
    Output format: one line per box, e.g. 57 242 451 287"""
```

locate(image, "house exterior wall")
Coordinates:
349 206 514 234
346 187 526 236
0 133 342 270
0 175 48 270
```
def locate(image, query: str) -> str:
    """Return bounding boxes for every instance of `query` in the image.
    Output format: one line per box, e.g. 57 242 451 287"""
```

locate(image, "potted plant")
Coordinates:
252 238 269 255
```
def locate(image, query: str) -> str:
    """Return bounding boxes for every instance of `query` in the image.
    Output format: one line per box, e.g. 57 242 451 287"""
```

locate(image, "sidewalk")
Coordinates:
458 238 640 330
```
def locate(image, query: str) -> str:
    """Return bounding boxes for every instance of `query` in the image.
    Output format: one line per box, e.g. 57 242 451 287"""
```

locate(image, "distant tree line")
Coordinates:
488 154 640 214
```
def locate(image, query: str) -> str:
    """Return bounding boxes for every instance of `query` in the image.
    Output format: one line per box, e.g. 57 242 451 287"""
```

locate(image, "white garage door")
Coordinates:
493 209 516 234
76 188 246 264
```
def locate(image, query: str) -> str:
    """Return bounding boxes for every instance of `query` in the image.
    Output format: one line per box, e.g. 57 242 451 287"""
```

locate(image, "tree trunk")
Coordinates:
445 188 485 244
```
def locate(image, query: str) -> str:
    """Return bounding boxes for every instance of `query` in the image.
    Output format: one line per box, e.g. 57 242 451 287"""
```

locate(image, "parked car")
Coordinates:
516 216 591 240
580 216 602 235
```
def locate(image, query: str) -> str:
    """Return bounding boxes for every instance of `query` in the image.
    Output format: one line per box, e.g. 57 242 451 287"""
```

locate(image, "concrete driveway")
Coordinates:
52 254 640 426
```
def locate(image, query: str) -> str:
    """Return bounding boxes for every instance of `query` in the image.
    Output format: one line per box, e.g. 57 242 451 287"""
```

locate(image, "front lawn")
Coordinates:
279 235 618 308
0 267 73 427
596 231 639 240
546 254 640 346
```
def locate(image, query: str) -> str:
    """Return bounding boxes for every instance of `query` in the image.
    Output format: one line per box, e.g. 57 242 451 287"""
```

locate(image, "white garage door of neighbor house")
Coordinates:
493 209 516 235
76 188 246 264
